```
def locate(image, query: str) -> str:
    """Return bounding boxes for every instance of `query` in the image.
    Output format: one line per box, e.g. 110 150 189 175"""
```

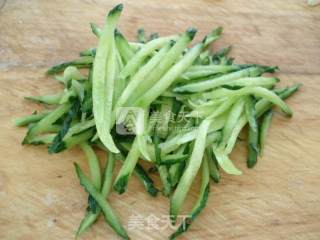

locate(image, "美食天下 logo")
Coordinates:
116 107 145 135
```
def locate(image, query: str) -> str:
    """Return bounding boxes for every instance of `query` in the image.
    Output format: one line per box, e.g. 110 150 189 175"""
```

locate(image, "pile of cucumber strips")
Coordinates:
15 4 300 240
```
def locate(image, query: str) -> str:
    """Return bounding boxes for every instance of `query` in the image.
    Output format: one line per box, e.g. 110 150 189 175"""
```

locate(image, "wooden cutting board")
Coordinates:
1 0 319 239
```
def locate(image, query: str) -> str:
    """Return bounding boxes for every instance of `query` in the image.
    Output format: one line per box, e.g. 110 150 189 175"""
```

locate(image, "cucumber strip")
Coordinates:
74 163 129 240
232 86 292 116
214 146 242 175
179 65 240 81
255 84 301 117
224 116 246 155
126 29 196 105
169 157 210 239
158 130 196 154
28 124 61 134
155 102 188 140
80 44 138 58
227 77 279 88
25 92 63 105
90 23 144 50
154 134 172 197
116 141 132 153
47 56 93 75
259 110 273 156
64 119 95 139
59 89 76 104
97 142 158 197
187 101 224 118
76 151 116 236
169 162 185 188
128 42 144 51
90 132 99 142
206 148 220 183
203 27 223 47
15 112 49 127
133 162 159 197
168 144 188 187
115 30 135 63
206 97 238 119
137 37 218 108
225 84 301 154
137 107 152 161
273 87 288 95
211 46 232 63
158 165 171 197
136 28 146 43
113 138 140 194
205 131 221 147
28 134 56 145
245 97 259 168
23 103 70 143
198 86 292 117
187 98 218 110
92 5 123 153
80 47 96 57
246 97 258 130
118 35 178 82
201 87 234 100
149 32 159 40
194 49 210 65
114 42 172 111
48 101 80 154
170 119 211 223
113 44 126 104
101 152 116 196
64 129 95 150
173 67 265 93
81 96 93 114
221 99 246 145
160 153 189 165
237 64 278 73
156 97 174 139
55 66 86 86
90 22 102 37
80 142 101 189
71 80 85 103
116 147 158 196
159 124 222 154
147 110 159 134
137 133 151 161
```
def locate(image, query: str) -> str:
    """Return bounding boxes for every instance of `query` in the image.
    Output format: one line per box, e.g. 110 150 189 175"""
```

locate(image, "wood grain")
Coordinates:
0 0 320 239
